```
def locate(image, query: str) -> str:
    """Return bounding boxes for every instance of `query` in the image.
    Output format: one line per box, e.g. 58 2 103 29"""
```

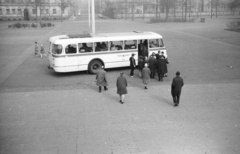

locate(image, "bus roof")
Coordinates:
50 31 163 45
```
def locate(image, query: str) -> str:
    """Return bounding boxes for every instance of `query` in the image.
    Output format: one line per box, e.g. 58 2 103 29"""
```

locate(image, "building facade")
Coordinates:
0 0 73 21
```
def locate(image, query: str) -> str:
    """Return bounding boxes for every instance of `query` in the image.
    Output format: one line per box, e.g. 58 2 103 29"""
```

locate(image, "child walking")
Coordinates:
40 44 47 58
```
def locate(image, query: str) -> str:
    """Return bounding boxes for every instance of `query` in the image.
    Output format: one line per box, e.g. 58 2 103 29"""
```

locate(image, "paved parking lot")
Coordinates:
0 15 240 154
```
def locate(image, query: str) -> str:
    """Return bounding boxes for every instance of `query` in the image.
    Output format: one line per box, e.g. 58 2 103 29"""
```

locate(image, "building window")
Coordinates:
32 9 36 14
12 9 16 14
53 9 56 14
18 9 22 14
46 9 49 14
6 9 10 14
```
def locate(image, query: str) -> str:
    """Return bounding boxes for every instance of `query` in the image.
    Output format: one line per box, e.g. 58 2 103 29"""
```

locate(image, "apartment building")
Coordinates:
0 0 73 21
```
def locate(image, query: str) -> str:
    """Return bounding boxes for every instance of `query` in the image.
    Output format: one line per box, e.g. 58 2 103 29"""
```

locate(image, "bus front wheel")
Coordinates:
88 60 103 74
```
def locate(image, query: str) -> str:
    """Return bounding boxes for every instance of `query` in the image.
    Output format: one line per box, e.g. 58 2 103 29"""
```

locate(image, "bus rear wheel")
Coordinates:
88 60 103 74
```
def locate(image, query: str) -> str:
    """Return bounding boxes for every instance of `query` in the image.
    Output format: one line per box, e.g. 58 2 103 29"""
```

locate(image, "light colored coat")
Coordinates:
142 67 151 85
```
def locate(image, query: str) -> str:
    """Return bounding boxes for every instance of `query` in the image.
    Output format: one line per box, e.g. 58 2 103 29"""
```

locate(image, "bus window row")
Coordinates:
52 39 164 55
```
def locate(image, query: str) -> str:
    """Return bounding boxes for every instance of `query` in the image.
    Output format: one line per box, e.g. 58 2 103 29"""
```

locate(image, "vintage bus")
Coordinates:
48 31 167 74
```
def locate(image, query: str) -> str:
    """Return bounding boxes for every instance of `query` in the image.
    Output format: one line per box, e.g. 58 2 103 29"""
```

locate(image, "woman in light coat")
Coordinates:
142 63 151 89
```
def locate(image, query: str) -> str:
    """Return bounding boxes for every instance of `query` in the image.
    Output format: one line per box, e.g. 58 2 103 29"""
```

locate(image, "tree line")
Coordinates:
96 0 240 20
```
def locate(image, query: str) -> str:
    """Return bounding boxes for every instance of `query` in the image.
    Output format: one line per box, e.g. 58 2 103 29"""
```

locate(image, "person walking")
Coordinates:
34 42 39 57
148 52 156 78
129 53 136 77
171 71 184 107
116 72 128 104
96 66 108 93
142 63 151 89
40 44 47 58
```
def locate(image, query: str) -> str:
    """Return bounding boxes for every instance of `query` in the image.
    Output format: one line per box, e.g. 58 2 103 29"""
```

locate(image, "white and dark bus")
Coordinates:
48 31 167 73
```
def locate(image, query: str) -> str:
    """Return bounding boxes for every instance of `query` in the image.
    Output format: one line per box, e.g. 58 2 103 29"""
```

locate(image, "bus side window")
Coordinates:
78 43 84 53
101 42 108 51
94 42 102 52
94 42 108 52
65 44 77 54
79 43 93 53
111 41 123 51
124 40 137 50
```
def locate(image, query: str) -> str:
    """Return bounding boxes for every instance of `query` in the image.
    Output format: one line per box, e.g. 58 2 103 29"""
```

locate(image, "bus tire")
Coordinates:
88 60 103 74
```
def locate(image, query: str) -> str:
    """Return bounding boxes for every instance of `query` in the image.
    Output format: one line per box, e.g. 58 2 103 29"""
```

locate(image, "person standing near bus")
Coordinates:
143 40 149 58
156 54 165 81
96 66 108 93
161 51 169 77
142 63 151 89
116 72 128 104
129 53 136 77
148 52 156 79
171 71 184 107
138 56 144 78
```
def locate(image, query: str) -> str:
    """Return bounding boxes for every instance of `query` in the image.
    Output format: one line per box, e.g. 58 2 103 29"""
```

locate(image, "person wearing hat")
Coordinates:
129 53 136 77
171 71 184 107
156 55 165 81
116 72 128 104
96 66 108 93
160 51 169 77
138 55 144 78
142 63 151 89
148 52 156 78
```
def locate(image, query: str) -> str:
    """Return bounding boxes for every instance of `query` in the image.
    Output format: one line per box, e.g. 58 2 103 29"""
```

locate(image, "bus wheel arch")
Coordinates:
88 59 104 74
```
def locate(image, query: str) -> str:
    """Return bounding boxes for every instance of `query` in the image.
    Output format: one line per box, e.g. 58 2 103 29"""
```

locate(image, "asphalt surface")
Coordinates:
0 15 240 154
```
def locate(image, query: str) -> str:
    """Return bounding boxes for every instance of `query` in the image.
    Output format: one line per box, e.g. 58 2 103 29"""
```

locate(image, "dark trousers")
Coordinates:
130 67 135 76
150 71 155 78
158 73 163 81
172 91 181 105
99 86 107 92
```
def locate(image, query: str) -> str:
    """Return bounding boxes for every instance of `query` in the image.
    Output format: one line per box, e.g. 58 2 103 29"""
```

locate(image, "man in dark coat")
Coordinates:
129 53 136 77
161 51 169 77
138 40 143 57
156 55 165 81
96 66 108 93
142 40 149 58
116 72 128 104
148 52 156 78
171 71 184 107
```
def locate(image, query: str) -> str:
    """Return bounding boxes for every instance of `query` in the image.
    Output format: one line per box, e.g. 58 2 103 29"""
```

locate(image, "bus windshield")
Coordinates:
52 44 62 54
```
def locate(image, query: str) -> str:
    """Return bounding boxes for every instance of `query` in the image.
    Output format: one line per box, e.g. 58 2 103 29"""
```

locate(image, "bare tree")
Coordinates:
35 0 42 22
228 0 240 15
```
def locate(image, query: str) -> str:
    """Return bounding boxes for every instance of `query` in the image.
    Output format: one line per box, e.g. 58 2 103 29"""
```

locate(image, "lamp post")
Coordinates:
91 0 95 34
